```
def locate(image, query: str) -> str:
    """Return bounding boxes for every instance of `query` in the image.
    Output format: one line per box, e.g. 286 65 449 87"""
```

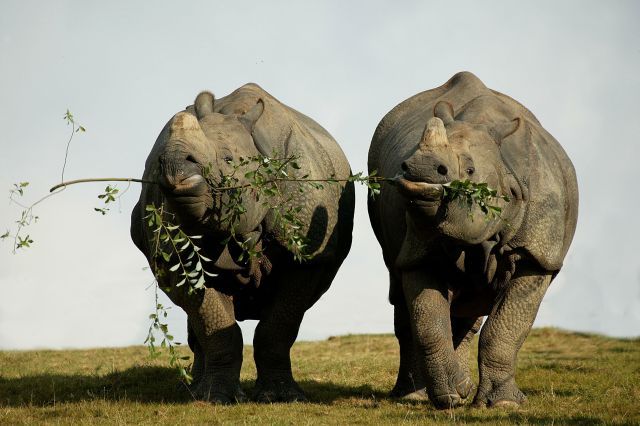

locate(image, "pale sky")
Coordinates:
1 1 638 350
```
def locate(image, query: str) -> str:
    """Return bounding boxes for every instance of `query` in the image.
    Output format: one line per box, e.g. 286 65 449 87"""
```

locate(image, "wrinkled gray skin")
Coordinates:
131 84 354 403
368 72 578 409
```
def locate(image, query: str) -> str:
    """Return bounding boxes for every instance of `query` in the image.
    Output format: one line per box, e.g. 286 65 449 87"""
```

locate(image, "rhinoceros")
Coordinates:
368 72 578 408
131 84 355 403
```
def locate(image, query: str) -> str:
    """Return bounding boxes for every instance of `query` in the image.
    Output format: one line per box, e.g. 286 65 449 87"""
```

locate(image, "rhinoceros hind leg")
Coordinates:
473 267 552 408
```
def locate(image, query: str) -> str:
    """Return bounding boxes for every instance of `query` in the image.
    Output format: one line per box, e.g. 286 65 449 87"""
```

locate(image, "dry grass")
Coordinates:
1 328 638 425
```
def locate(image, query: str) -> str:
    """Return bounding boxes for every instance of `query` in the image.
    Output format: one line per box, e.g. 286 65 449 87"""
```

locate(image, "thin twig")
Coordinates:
211 176 394 192
50 178 155 192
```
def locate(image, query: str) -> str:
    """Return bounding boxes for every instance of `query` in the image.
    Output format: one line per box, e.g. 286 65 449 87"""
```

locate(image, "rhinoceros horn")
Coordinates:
419 117 449 150
170 111 201 133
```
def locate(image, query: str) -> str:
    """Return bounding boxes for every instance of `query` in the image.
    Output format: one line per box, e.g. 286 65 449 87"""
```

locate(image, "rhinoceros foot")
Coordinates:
429 375 475 409
472 376 526 409
253 376 307 403
190 375 246 404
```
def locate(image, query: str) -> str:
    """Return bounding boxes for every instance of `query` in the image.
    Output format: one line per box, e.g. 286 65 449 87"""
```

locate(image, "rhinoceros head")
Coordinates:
157 91 268 235
396 100 521 244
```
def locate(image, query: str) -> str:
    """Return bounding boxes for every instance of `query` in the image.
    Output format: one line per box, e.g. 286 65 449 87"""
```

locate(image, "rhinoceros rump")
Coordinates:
368 72 578 408
131 84 355 403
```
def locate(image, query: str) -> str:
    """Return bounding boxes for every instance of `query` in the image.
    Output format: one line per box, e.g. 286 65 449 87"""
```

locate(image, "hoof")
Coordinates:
390 387 428 401
473 377 526 408
456 376 475 399
432 393 463 409
430 374 475 409
191 382 246 404
253 379 307 403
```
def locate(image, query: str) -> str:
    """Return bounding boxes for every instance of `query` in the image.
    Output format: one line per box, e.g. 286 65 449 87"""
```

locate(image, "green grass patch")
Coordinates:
1 328 638 425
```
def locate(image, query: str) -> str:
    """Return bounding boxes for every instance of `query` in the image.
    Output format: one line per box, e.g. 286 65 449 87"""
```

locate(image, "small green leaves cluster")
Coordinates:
95 185 119 215
63 109 87 133
10 182 29 197
348 170 383 197
61 109 85 183
443 179 510 220
3 181 39 252
145 203 215 295
144 281 192 383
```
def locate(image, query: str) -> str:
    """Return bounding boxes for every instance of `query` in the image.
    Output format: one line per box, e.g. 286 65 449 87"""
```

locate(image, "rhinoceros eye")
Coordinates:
223 155 234 163
466 167 475 175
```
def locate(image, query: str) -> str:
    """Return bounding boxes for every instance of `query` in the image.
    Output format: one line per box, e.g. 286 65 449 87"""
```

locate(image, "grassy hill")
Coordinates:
1 328 638 425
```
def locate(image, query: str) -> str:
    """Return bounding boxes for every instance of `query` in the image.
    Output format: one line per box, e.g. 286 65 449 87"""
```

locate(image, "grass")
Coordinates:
0 328 638 425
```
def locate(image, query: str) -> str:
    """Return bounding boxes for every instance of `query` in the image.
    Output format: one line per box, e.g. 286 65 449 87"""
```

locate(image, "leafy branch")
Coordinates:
146 203 214 295
144 202 218 384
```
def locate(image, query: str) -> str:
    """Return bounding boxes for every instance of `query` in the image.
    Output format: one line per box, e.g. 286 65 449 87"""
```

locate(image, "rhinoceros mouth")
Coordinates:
170 174 207 195
160 173 211 217
394 175 446 203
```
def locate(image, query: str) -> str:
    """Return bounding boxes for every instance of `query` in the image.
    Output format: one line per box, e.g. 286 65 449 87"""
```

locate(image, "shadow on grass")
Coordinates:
459 412 603 426
0 366 383 407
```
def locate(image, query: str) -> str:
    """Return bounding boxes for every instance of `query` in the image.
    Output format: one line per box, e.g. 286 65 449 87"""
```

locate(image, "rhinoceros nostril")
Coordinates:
401 162 408 172
185 154 199 164
437 165 448 176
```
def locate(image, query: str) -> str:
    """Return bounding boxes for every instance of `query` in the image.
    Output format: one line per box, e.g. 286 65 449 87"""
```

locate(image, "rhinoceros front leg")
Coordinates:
187 319 205 388
474 267 552 408
390 295 427 400
252 264 337 402
169 286 245 404
402 268 474 409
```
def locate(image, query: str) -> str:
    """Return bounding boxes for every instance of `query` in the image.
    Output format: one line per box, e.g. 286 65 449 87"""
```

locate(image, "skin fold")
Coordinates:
368 71 578 409
131 84 355 403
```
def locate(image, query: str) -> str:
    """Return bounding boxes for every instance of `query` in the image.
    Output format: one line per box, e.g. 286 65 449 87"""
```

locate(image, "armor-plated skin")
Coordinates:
131 84 354 403
368 72 578 408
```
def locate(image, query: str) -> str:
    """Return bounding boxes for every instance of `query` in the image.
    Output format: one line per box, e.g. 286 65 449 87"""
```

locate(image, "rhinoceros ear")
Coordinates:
239 99 265 134
491 117 521 144
194 91 215 119
433 101 455 125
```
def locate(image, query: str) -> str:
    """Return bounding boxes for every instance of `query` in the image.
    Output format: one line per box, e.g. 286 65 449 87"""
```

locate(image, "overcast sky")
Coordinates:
1 1 638 350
